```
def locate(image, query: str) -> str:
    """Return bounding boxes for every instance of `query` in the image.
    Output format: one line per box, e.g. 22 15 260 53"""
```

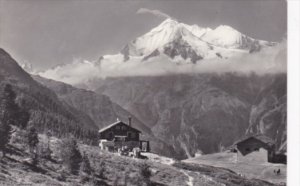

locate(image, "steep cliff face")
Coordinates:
95 73 286 159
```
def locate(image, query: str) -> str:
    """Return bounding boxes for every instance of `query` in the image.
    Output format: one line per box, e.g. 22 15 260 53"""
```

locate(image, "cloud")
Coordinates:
136 8 171 19
39 59 102 85
39 40 286 86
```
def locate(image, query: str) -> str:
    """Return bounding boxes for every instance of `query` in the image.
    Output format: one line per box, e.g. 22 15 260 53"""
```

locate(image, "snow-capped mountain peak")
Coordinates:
129 18 189 55
201 25 251 49
112 18 276 64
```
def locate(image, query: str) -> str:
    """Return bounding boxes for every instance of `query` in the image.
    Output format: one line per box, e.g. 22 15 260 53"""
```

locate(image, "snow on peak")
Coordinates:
201 25 254 49
126 18 210 56
117 19 276 64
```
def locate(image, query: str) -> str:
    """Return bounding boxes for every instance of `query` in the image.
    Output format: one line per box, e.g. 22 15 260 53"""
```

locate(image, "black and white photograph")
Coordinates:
0 0 296 185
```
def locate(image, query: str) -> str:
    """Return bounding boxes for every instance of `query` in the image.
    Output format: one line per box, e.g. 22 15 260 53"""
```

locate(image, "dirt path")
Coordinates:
180 170 194 186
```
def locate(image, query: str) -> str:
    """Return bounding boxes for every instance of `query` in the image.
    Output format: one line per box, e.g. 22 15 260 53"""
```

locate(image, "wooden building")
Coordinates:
98 118 150 152
233 134 275 163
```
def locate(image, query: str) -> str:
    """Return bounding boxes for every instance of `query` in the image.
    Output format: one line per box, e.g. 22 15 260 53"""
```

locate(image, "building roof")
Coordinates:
234 134 275 147
98 121 141 133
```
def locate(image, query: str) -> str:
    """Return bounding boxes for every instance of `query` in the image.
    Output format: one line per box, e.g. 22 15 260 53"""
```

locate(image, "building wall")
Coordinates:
237 147 268 163
236 138 272 163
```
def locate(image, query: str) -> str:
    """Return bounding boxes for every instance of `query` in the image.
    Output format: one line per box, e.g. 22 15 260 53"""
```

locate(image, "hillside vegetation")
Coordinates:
0 131 284 186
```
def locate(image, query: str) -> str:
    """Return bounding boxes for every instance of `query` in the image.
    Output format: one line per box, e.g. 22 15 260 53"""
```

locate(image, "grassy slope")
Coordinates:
183 152 286 185
0 131 283 186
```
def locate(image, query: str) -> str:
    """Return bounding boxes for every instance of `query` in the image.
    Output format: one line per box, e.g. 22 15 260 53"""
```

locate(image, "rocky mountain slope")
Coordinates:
0 48 98 140
94 73 286 159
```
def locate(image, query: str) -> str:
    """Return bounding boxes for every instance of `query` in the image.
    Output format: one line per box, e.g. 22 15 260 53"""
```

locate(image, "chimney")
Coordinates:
128 116 132 127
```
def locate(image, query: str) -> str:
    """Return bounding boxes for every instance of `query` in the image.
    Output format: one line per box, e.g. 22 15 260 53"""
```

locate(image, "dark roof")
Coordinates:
234 134 275 147
98 120 141 133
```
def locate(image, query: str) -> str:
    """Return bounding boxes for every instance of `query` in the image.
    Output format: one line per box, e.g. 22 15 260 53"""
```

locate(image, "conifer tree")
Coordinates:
0 120 11 157
0 84 16 157
0 84 30 157
26 124 39 155
43 130 52 159
60 137 82 175
80 152 92 175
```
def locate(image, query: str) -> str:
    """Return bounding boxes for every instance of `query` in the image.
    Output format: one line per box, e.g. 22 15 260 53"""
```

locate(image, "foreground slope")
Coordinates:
183 152 286 184
0 131 283 186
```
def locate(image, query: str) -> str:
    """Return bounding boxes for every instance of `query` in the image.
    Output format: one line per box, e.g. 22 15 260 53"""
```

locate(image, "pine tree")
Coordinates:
60 137 82 175
0 83 30 157
43 130 52 159
16 108 30 129
0 120 11 157
80 152 92 175
26 124 39 155
80 152 92 183
0 84 16 157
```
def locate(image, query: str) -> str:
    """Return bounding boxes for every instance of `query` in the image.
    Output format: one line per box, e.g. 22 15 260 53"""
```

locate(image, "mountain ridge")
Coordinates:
113 18 276 64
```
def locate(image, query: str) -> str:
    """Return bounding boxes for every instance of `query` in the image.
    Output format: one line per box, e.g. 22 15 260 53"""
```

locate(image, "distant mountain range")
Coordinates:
38 18 281 86
100 18 276 64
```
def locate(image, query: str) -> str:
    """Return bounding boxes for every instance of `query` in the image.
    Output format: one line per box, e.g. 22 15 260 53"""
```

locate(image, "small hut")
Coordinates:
232 134 275 163
98 117 150 153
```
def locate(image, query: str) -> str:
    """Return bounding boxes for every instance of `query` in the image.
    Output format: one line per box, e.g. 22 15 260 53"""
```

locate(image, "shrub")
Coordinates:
139 162 152 186
80 152 93 183
92 159 105 179
59 137 82 175
26 124 39 154
80 152 92 175
37 142 52 160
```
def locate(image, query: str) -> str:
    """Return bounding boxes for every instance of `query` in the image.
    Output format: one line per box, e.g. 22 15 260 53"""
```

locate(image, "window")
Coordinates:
127 132 136 139
122 126 126 130
116 126 120 130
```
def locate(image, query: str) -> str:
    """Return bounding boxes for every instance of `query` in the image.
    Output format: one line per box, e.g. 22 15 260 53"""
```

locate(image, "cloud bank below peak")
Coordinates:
38 40 286 86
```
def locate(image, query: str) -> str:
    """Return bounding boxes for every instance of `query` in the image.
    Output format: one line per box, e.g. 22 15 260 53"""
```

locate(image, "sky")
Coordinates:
0 0 287 70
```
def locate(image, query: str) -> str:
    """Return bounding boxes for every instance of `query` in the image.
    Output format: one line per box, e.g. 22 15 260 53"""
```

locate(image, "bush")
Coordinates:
57 169 68 182
37 142 52 160
80 152 93 183
96 160 106 179
80 152 92 175
59 137 82 175
139 162 152 186
26 124 39 154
